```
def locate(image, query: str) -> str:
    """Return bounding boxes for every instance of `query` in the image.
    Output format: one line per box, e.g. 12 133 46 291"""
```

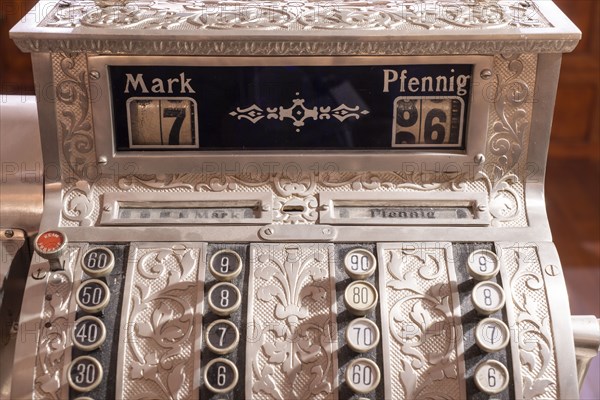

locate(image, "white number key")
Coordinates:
344 249 377 280
475 318 510 352
346 318 380 353
344 281 378 316
467 249 500 281
345 358 381 394
474 359 510 394
472 281 506 315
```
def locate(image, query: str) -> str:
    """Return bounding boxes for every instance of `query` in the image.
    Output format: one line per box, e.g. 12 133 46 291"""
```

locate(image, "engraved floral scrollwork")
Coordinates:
126 248 197 399
81 3 185 29
509 249 555 399
252 245 335 400
320 172 386 191
274 171 317 197
508 1 547 28
298 6 404 30
478 168 520 225
393 171 469 192
386 249 459 399
489 55 530 170
62 180 96 226
196 173 272 192
40 1 549 31
187 4 296 29
118 174 194 191
56 54 97 182
34 266 74 399
439 2 509 28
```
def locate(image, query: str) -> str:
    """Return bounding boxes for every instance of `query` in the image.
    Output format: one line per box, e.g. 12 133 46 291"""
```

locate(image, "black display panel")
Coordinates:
109 64 473 151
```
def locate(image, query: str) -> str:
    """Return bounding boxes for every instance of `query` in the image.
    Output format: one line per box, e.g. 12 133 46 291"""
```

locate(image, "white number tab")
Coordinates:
472 281 506 315
128 98 198 149
467 249 500 281
345 358 381 394
475 318 510 352
344 281 378 316
474 359 510 394
346 318 380 353
344 249 377 280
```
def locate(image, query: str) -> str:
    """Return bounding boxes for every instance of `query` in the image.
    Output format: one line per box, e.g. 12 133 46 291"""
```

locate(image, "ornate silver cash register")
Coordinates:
2 0 599 399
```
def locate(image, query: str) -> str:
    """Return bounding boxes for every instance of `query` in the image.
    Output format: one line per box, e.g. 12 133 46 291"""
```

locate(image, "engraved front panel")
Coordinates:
57 53 535 232
32 246 82 400
116 243 205 400
498 244 559 400
247 243 338 400
379 243 466 399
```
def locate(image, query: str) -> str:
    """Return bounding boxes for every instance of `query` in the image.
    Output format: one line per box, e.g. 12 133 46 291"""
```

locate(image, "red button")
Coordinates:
35 231 66 255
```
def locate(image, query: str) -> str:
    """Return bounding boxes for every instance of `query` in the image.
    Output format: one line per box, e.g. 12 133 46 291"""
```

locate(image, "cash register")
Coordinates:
1 0 599 399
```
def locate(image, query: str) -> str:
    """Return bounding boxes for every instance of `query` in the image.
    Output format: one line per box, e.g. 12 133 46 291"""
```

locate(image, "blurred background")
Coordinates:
1 0 598 397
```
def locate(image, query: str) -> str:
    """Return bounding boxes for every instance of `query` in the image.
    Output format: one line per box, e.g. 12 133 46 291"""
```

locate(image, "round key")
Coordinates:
345 358 380 394
475 318 510 352
344 249 377 280
208 282 241 316
474 359 510 394
467 249 500 281
345 318 380 353
344 281 378 316
81 247 115 277
68 356 103 392
34 230 68 260
76 279 111 313
209 250 243 281
204 357 238 394
205 319 240 355
72 316 106 351
472 281 505 315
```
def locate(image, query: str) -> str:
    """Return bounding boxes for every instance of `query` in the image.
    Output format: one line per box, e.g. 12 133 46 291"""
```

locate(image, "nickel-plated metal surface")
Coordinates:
116 243 206 400
3 0 595 398
0 96 43 236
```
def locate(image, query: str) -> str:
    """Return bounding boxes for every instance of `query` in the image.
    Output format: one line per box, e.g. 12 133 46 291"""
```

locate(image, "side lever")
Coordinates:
571 316 600 390
33 230 68 271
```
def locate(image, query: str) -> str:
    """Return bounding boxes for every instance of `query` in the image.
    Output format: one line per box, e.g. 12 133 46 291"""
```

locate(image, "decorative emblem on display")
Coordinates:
230 94 370 132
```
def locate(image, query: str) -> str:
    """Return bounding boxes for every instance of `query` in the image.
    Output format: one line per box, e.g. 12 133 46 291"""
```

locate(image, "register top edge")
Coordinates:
9 0 581 55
